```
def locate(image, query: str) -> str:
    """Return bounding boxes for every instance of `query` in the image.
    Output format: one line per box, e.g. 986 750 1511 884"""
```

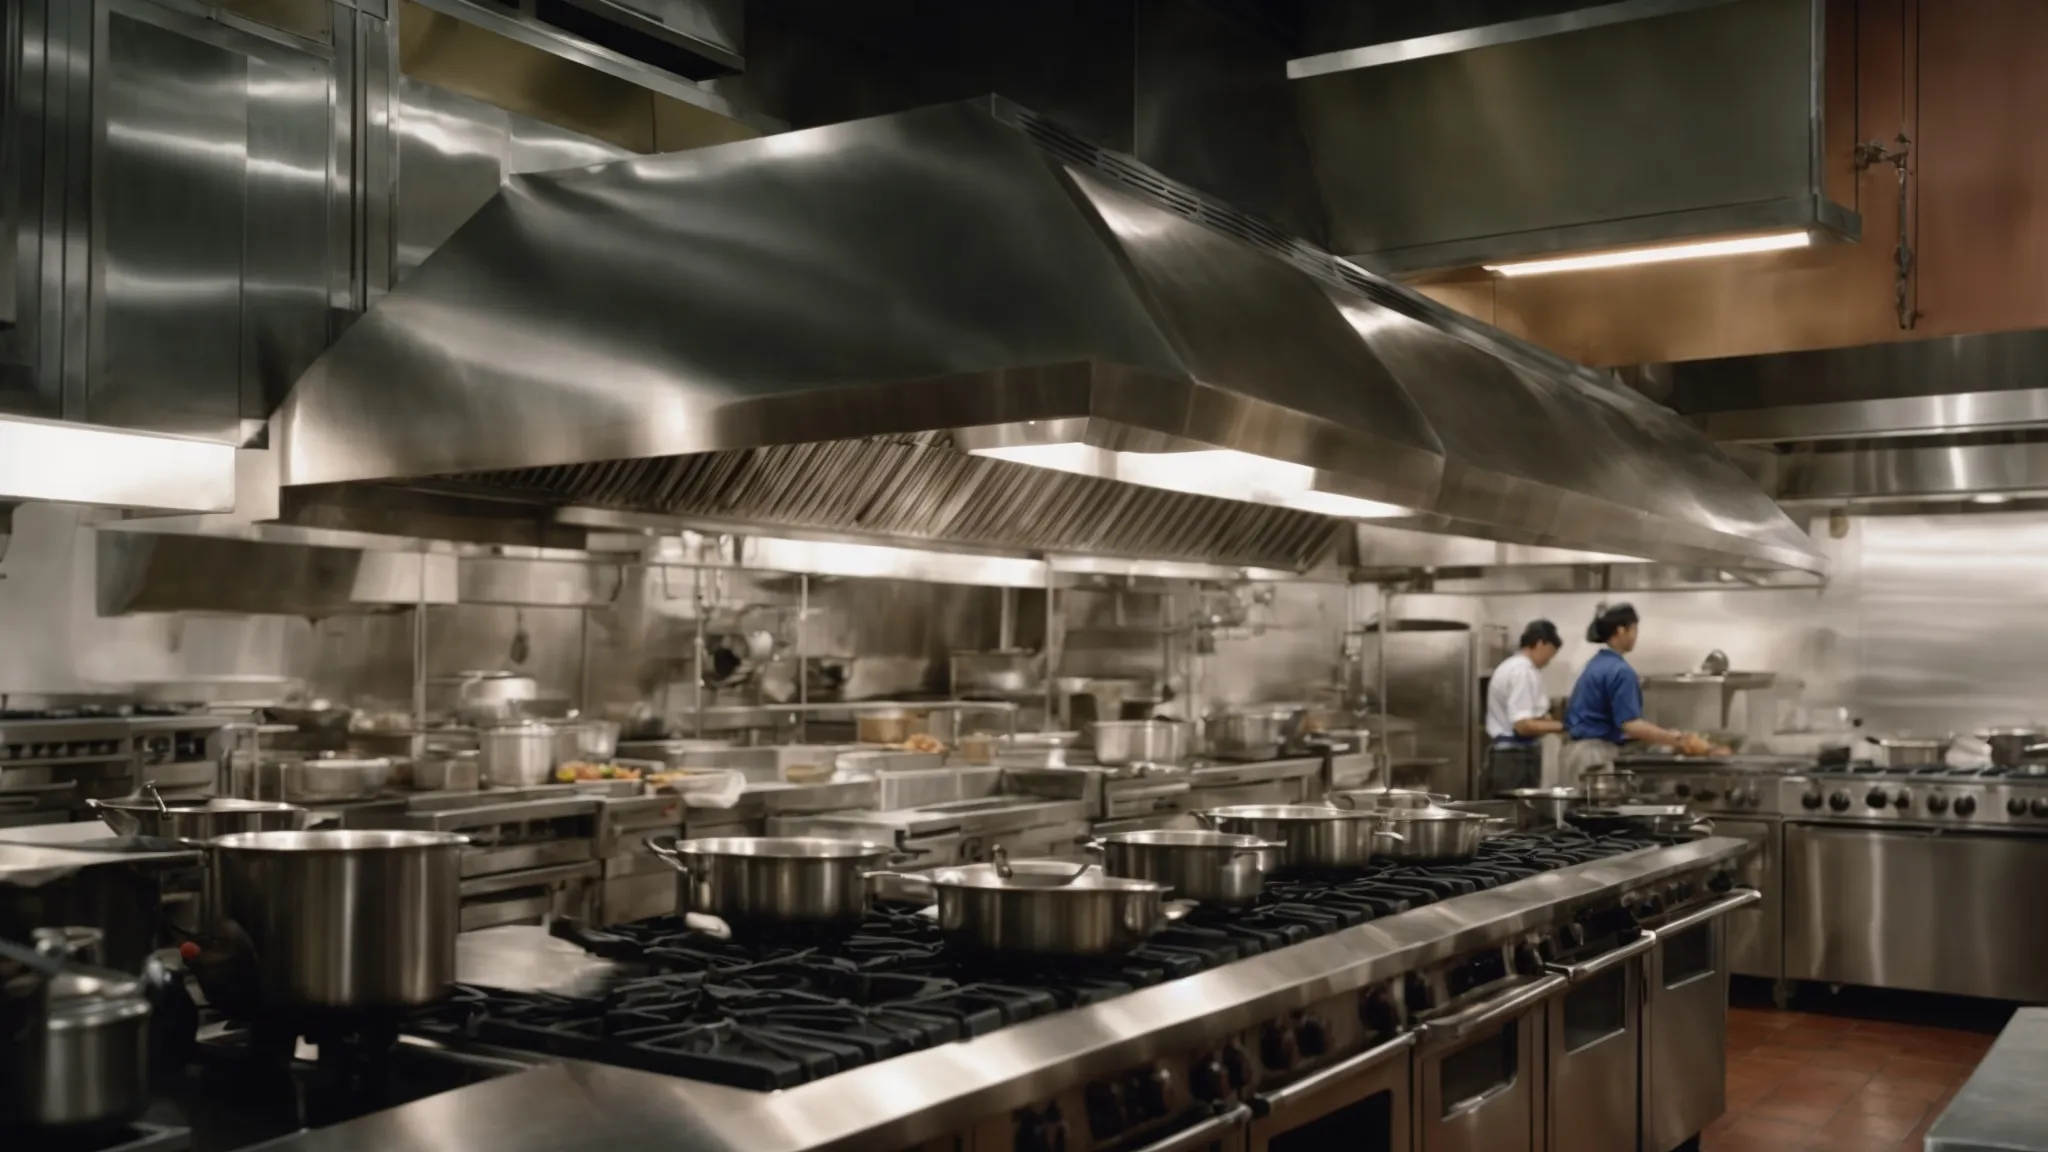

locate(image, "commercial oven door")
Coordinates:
1248 1033 1412 1152
1711 817 1781 980
1642 890 1760 1152
1415 975 1564 1152
1545 933 1656 1152
1785 822 2048 1000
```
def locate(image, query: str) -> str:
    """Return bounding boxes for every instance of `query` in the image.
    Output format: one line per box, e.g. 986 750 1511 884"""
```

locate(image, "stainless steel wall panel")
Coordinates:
93 11 248 439
242 46 335 428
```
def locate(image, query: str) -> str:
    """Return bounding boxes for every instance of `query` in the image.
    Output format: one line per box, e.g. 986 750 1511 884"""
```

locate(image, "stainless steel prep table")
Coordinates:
239 836 1751 1152
1924 1008 2048 1152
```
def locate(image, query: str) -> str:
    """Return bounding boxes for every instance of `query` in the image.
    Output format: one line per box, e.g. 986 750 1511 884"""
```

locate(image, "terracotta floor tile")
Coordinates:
1799 1132 1905 1151
1819 1109 1918 1141
1731 1007 1797 1028
1770 1030 1842 1051
1832 1035 1908 1058
1733 1113 1828 1142
1734 1054 1811 1081
1861 1075 1949 1103
1754 1042 1838 1064
1839 1090 1930 1123
1805 1047 1891 1074
1748 1097 1841 1127
1785 1014 1859 1033
1789 1066 1875 1091
1769 1080 1862 1109
1879 1055 1973 1085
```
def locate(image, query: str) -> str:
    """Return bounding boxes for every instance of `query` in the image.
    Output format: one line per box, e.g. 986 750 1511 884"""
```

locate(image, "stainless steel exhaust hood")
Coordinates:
275 97 1823 574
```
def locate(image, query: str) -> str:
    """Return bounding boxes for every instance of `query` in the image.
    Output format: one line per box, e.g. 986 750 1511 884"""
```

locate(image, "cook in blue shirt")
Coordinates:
1562 603 1706 782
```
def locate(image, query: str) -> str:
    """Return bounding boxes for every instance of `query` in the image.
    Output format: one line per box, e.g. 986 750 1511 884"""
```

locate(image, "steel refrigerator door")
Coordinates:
1359 622 1476 800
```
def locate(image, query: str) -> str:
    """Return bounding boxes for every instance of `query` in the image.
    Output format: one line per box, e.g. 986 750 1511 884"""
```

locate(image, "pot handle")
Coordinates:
1077 838 1105 854
1325 792 1356 810
641 835 690 875
1162 899 1198 923
1191 810 1219 828
1373 828 1406 843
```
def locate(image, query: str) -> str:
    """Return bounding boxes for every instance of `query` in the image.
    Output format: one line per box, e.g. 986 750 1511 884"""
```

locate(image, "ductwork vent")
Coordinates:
436 436 1340 570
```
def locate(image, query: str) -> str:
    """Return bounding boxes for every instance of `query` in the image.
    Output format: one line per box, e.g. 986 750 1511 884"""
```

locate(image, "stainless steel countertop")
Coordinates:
246 835 1749 1152
1924 1008 2048 1151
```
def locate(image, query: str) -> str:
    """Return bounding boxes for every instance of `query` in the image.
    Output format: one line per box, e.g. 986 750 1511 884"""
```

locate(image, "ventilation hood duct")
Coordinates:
1289 0 1857 273
275 97 1823 574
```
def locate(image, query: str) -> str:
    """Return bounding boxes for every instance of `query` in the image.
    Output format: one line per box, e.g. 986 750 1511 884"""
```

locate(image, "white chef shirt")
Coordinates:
1486 652 1550 746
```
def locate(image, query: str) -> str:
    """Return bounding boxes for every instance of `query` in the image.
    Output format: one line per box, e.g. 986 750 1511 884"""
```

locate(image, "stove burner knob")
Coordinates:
1017 1105 1070 1152
1359 988 1400 1034
1297 1017 1331 1058
1953 795 1977 817
1261 1022 1299 1071
1131 1066 1173 1118
1801 790 1823 810
1828 791 1851 812
1742 786 1762 807
1084 1082 1129 1136
1189 1057 1230 1103
2009 797 2028 816
1708 870 1735 893
1893 790 1913 811
1512 943 1545 976
2031 797 2048 818
1403 972 1433 1014
1220 1042 1252 1089
1866 788 1889 809
1673 782 1691 798
1927 794 1950 814
1695 787 1718 803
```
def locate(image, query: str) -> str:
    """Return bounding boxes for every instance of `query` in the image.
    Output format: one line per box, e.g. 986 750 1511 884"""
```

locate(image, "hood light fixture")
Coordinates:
1483 229 1813 278
969 443 1408 520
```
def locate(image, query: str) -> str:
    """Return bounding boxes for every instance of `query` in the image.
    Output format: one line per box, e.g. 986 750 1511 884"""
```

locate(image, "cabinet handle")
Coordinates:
1418 974 1566 1053
1250 1033 1415 1115
1545 932 1655 984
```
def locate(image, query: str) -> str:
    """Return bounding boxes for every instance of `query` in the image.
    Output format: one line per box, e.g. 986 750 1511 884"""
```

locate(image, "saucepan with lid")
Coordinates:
1082 829 1280 908
643 835 909 943
1196 804 1401 873
872 847 1190 959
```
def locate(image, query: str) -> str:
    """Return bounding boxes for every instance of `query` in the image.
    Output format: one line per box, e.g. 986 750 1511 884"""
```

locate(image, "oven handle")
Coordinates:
1249 1032 1415 1117
1126 1103 1251 1152
1544 932 1655 984
1417 974 1566 1053
1644 888 1761 939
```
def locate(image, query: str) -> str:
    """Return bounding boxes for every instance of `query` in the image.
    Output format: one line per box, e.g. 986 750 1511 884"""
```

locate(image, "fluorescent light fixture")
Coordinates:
1971 493 2015 505
1483 230 1812 278
0 414 236 511
971 444 1408 519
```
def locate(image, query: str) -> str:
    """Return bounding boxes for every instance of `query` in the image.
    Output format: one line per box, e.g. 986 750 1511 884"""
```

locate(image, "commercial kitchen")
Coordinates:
5 1 2047 1151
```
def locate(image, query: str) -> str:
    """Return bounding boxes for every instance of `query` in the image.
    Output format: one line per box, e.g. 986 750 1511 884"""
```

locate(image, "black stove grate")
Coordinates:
409 829 1660 1090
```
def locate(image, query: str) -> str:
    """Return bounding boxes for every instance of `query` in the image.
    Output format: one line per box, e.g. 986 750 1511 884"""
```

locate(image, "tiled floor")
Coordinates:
1703 1005 1994 1151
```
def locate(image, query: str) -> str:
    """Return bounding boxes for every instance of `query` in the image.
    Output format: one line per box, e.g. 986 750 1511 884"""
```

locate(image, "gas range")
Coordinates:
398 830 1684 1092
1628 757 2048 828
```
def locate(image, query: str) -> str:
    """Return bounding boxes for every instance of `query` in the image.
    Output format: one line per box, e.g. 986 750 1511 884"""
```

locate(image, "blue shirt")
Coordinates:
1565 648 1644 743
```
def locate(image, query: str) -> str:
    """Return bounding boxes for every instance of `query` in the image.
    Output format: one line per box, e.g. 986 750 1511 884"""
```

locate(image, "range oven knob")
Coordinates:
1953 795 1977 817
1695 787 1719 803
1866 788 1889 809
1260 1023 1298 1071
1828 791 1851 812
1296 1017 1331 1058
1801 790 1823 810
1220 1042 1252 1090
1359 987 1400 1034
1189 1057 1230 1103
1927 793 1950 814
2031 797 2048 818
1893 790 1913 811
1673 782 1691 797
1084 1082 1128 1137
1130 1066 1172 1118
1017 1105 1070 1152
2009 797 2028 817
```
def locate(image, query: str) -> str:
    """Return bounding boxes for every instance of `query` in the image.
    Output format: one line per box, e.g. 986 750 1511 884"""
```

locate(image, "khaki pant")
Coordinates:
1560 739 1621 789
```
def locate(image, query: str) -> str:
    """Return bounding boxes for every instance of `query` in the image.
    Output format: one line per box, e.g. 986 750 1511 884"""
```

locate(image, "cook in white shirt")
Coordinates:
1483 620 1565 794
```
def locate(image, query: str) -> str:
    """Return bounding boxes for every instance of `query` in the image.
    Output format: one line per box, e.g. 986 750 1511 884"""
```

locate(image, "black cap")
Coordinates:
1519 619 1564 649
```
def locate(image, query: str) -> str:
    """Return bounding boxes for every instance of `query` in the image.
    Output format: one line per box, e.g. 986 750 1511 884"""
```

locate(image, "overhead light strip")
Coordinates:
1483 230 1812 278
